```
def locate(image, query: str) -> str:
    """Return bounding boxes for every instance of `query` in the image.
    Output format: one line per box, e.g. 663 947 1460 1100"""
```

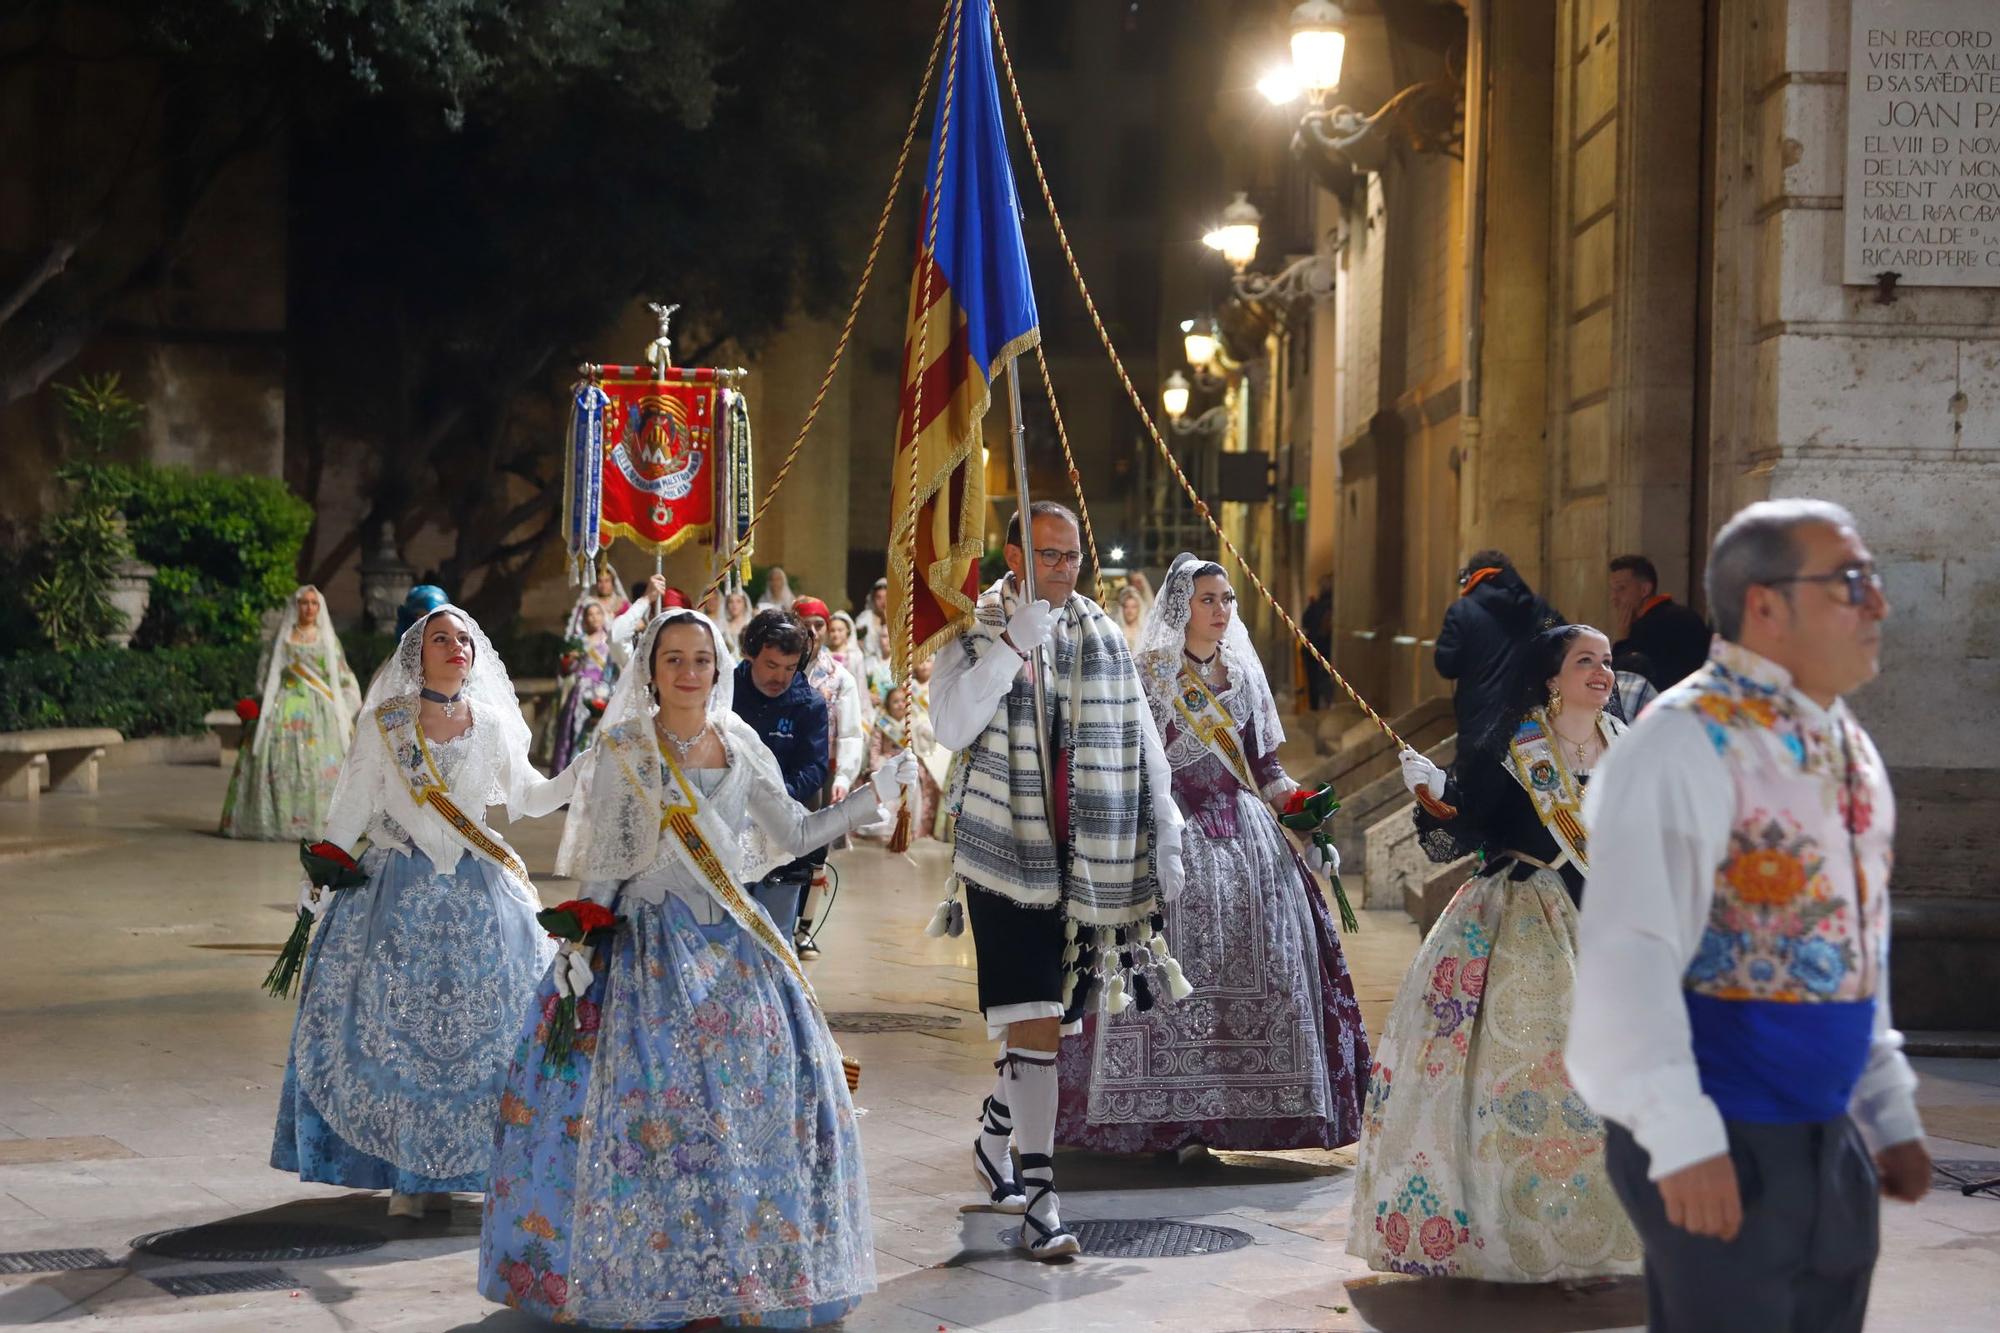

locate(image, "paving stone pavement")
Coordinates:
2 759 1998 1331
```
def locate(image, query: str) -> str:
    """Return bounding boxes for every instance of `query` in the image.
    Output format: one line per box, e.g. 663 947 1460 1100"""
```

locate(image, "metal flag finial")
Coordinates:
645 302 681 368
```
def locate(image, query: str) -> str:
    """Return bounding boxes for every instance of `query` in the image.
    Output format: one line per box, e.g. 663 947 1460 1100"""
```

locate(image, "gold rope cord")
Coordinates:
988 6 1433 782
700 0 954 604
1032 345 1108 607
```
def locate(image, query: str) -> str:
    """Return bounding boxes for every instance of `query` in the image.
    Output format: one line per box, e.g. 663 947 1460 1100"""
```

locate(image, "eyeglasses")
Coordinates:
1764 565 1884 607
1033 548 1085 571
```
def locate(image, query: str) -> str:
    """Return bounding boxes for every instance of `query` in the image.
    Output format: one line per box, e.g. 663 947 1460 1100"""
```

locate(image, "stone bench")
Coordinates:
0 728 124 801
205 709 247 765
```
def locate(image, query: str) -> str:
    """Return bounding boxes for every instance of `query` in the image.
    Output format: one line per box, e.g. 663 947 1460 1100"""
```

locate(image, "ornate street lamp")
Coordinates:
1161 370 1228 437
1288 0 1348 94
1256 0 1462 182
1201 194 1335 307
1201 193 1263 271
1181 318 1221 372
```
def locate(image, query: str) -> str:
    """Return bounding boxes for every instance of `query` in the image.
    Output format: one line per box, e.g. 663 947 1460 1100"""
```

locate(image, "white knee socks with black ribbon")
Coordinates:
976 1061 1023 1207
1001 1046 1064 1236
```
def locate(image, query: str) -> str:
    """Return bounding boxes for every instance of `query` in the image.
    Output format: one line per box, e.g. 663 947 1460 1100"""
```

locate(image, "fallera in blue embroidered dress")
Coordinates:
479 611 881 1328
271 607 572 1196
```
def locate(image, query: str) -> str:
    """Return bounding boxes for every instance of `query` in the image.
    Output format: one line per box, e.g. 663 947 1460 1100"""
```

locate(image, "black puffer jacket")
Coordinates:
731 661 830 876
1433 569 1563 745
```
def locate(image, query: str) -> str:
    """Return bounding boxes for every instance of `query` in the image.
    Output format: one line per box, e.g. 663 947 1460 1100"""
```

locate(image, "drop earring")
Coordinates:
1548 686 1564 719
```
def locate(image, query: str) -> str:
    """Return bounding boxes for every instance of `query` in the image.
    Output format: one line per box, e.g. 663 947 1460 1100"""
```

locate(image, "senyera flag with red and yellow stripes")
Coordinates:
888 0 1040 679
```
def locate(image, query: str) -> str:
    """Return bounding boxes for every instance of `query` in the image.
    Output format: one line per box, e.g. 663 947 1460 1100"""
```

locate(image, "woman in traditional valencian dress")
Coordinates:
825 609 878 733
1114 584 1146 655
1055 555 1370 1153
272 606 577 1217
577 563 631 628
857 684 944 843
721 588 753 657
549 600 617 771
479 610 914 1328
757 565 797 612
1347 624 1643 1282
220 586 362 840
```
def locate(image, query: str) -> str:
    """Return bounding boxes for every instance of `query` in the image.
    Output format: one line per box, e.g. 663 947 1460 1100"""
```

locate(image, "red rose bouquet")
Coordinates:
264 840 370 998
536 899 621 1067
233 697 260 723
1277 783 1358 932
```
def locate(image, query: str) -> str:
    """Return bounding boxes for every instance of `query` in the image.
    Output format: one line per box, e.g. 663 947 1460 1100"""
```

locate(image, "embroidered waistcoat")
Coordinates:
1655 640 1895 1123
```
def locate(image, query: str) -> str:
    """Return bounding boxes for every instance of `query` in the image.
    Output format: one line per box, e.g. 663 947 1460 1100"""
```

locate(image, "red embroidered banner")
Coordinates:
596 370 720 556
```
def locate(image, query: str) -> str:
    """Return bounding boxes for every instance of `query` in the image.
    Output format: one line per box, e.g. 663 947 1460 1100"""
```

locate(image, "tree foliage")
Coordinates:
4 0 925 616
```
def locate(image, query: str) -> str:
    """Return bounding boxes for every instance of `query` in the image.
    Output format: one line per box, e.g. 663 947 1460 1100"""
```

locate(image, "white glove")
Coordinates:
1003 599 1058 655
870 750 919 805
297 877 328 920
1399 747 1448 800
1158 837 1186 903
1312 840 1341 877
553 941 595 999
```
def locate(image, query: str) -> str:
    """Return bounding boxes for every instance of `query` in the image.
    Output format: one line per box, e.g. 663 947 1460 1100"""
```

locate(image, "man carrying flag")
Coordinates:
888 0 1184 1262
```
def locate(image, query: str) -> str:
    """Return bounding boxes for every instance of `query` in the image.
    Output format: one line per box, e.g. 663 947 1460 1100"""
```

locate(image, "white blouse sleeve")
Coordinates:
744 758 883 856
1139 702 1183 855
321 726 386 853
929 632 1022 751
507 745 582 820
1566 707 1737 1180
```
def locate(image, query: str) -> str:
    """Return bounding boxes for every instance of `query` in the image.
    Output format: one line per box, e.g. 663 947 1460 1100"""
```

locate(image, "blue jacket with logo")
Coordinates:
731 661 830 874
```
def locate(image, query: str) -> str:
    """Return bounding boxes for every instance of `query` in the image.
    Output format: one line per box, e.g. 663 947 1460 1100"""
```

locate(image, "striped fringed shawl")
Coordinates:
950 576 1159 926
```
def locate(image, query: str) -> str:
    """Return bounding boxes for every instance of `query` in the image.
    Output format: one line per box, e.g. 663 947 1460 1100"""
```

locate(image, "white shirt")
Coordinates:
1567 696 1923 1180
609 598 652 670
929 610 1184 875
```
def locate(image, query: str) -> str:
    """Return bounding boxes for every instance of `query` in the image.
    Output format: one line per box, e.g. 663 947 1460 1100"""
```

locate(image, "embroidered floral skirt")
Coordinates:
272 846 552 1190
220 676 348 841
1055 794 1369 1152
478 890 874 1328
1345 865 1641 1281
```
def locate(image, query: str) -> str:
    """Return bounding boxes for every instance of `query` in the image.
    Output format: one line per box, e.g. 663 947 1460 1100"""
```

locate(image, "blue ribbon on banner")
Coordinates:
566 380 609 584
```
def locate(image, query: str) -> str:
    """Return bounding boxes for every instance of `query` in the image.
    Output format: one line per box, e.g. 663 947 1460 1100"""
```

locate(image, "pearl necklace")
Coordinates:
656 718 710 763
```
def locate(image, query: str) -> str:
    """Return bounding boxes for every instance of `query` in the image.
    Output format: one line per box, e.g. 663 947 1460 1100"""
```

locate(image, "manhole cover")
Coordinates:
824 1010 963 1033
1932 1159 2000 1197
148 1268 298 1297
0 1248 117 1275
132 1222 386 1261
997 1218 1253 1258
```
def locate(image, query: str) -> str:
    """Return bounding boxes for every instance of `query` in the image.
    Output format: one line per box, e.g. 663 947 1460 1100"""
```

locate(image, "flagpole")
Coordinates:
1004 353 1057 817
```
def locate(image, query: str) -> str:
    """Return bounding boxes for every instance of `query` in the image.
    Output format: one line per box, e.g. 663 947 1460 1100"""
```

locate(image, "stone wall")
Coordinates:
1312 0 1998 1035
1710 0 2000 1029
0 59 288 539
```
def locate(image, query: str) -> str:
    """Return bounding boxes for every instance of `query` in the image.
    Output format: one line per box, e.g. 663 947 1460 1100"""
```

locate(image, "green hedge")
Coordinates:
0 644 262 738
63 462 312 648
